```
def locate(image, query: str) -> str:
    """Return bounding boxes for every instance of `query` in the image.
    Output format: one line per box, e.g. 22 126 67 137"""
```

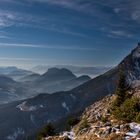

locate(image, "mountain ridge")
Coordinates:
38 68 77 82
0 66 35 80
0 43 140 140
28 67 91 93
31 65 112 77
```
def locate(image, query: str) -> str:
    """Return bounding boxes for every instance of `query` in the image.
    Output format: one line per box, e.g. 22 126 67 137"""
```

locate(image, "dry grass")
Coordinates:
108 133 125 140
43 136 67 140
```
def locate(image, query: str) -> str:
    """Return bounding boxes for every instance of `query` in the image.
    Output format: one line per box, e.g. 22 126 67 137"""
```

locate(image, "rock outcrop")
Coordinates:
44 95 140 140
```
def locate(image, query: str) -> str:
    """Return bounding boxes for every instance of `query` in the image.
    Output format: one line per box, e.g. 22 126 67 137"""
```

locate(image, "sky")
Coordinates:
0 0 140 69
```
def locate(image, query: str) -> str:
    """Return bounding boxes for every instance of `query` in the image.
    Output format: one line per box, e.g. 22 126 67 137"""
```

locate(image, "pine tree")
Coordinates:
37 122 56 140
114 69 128 107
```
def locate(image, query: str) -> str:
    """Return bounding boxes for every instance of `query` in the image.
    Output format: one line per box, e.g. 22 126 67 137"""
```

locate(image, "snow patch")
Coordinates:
30 114 37 127
125 122 140 140
16 101 44 112
70 94 76 100
62 131 75 140
7 128 24 140
62 102 69 112
16 101 27 111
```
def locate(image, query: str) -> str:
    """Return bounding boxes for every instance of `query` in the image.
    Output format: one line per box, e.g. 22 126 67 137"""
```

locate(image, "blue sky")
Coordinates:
0 0 139 68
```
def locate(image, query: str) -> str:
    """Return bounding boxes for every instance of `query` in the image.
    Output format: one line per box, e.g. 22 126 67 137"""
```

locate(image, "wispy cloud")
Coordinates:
0 11 16 28
109 30 133 38
3 0 140 23
114 8 121 14
29 0 140 30
0 10 44 27
1 0 140 40
0 8 91 38
0 42 101 51
30 0 85 10
0 35 10 39
111 0 140 23
18 22 89 38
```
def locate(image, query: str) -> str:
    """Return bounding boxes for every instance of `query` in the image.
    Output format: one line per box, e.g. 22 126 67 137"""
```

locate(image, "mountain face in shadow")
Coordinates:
0 66 34 80
0 75 28 104
0 44 140 140
26 68 91 93
0 68 91 104
19 73 41 82
31 65 111 77
39 68 76 82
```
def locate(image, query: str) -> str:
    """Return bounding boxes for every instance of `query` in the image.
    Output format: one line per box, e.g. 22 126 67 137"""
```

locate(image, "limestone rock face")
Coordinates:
72 95 140 140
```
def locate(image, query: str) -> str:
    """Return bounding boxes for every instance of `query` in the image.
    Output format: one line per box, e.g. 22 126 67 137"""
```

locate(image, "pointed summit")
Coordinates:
118 43 140 84
132 42 140 58
138 42 140 46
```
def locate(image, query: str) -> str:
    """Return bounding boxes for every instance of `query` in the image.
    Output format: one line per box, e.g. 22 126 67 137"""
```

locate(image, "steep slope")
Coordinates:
118 44 140 86
0 43 140 140
47 94 140 140
0 67 118 140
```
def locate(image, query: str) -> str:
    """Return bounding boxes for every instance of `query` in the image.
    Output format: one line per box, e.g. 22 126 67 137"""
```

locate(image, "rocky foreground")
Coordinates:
43 95 140 140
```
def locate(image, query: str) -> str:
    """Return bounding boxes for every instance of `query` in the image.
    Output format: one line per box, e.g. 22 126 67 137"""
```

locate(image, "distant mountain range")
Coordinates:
0 43 140 140
0 75 39 104
0 67 91 104
0 66 34 80
31 65 112 78
23 68 91 93
19 73 40 82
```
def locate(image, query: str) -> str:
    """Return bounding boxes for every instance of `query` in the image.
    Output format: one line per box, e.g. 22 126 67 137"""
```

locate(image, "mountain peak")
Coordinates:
138 42 140 46
118 43 140 84
44 67 76 77
38 67 77 83
119 43 140 64
132 43 140 58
